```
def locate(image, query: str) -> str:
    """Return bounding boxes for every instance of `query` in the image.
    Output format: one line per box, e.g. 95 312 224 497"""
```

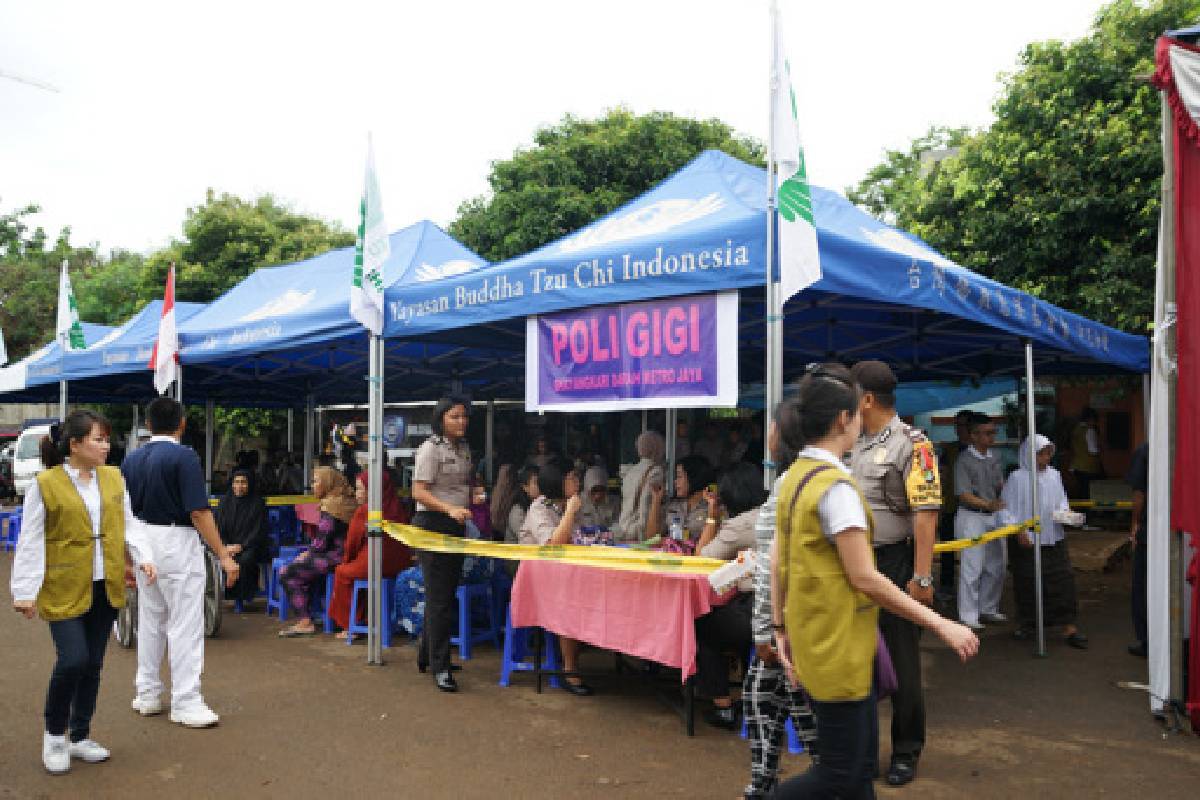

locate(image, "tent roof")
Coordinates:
0 322 116 396
383 150 1148 385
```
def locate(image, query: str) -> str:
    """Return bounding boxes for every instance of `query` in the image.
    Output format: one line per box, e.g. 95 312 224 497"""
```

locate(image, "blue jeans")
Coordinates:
772 688 878 799
45 581 117 741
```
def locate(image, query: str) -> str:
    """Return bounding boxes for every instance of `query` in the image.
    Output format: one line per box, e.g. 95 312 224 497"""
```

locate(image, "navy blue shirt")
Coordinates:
122 438 210 526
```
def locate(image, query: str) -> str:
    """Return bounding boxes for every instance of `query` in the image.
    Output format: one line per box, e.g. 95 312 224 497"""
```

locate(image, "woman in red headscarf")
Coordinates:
328 470 413 637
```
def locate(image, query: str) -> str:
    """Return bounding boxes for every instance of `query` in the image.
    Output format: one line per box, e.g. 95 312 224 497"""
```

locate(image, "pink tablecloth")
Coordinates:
510 560 729 681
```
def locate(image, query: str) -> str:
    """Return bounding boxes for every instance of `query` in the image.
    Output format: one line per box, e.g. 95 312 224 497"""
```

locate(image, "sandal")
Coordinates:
278 625 317 638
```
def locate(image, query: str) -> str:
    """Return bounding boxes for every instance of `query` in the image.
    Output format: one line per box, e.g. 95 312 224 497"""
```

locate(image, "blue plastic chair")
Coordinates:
451 581 501 660
498 607 561 690
269 549 331 628
2 509 22 552
345 577 397 647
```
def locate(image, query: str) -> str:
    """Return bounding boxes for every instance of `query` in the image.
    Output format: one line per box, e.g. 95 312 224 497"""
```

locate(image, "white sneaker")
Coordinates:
42 732 70 775
980 612 1009 624
169 703 219 728
68 739 110 762
131 695 163 716
960 618 985 631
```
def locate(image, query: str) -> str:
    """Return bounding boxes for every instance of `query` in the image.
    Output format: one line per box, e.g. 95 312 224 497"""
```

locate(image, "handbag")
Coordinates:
876 631 899 700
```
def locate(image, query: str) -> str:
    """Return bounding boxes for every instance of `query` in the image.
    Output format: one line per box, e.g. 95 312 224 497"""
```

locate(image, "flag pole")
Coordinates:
764 0 780 489
367 333 385 665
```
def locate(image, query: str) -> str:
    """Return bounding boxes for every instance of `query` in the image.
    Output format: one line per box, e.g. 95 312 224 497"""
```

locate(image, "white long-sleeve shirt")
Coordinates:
10 465 146 603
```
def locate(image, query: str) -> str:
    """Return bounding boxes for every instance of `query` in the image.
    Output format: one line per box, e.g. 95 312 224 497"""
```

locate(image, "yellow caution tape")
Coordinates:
383 522 728 576
367 511 384 523
387 517 1042 573
932 518 1039 553
1069 500 1132 509
209 495 318 507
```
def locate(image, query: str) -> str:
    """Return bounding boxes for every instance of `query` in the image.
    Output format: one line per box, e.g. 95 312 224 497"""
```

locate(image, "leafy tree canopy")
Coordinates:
848 0 1200 333
450 109 764 262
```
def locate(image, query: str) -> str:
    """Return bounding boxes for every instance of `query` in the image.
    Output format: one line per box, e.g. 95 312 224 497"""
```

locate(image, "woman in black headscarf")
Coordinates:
214 469 267 605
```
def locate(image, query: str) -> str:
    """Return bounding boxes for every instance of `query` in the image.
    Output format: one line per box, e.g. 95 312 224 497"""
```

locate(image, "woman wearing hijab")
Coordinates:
617 430 666 542
278 467 358 637
214 469 267 606
999 434 1087 648
577 465 618 531
328 470 412 638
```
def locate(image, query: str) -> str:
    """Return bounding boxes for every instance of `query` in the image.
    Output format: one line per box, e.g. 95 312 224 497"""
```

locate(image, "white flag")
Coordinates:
771 1 821 303
56 259 86 350
350 135 390 336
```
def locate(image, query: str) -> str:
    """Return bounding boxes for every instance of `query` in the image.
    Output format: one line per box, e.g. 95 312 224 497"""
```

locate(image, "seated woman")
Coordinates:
616 431 666 541
214 468 267 605
491 464 540 578
692 461 766 730
518 457 594 697
999 434 1088 648
646 455 715 542
279 467 358 637
328 470 413 640
577 465 619 531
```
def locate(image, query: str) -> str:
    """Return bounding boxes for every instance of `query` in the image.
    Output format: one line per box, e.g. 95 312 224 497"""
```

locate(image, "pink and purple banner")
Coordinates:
525 291 738 412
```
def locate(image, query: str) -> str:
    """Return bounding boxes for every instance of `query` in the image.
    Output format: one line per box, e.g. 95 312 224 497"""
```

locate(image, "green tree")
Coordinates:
450 109 765 262
0 202 70 361
849 0 1200 333
136 191 355 307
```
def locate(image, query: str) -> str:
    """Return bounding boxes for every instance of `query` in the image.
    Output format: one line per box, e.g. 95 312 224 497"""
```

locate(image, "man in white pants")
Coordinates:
953 413 1007 631
121 397 239 728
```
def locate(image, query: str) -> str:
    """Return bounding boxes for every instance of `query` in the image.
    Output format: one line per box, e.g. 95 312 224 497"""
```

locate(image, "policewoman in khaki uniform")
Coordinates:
10 411 155 775
771 365 977 799
411 395 482 693
848 360 942 788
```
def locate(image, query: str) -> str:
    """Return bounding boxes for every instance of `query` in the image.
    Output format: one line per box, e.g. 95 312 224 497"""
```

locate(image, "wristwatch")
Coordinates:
912 575 933 589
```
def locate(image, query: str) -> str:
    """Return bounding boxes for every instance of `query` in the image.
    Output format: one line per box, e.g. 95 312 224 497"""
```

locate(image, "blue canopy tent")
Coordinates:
168 220 505 405
0 300 206 404
382 150 1148 399
0 322 117 399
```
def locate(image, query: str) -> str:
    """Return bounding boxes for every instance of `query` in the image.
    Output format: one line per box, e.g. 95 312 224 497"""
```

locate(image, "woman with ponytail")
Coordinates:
771 364 979 798
10 410 155 775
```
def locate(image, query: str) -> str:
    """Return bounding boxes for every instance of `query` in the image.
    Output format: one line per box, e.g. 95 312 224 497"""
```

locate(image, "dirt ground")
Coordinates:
1 534 1197 800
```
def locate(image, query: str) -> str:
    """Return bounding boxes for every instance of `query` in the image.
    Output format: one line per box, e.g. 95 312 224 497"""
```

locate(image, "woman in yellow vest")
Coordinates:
9 410 155 776
771 364 979 798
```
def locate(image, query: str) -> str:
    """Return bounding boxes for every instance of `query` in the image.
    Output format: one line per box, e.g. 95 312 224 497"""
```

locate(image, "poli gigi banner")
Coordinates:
525 291 738 412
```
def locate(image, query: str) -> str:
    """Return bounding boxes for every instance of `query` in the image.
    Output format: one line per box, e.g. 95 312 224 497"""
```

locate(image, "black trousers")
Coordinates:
414 510 466 674
772 690 878 799
45 581 117 742
1132 538 1148 647
229 551 261 603
694 593 753 698
874 541 924 762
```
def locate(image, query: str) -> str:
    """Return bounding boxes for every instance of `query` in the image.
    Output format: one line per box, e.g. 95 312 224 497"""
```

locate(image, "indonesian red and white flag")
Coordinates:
149 264 178 395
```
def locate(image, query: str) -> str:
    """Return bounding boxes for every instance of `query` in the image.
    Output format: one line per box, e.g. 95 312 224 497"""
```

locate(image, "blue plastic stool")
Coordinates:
270 550 331 627
498 607 561 689
266 546 305 619
2 509 22 552
451 581 501 660
345 578 397 646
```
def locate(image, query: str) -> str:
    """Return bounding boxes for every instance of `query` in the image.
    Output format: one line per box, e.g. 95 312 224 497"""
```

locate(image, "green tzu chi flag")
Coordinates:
351 134 390 335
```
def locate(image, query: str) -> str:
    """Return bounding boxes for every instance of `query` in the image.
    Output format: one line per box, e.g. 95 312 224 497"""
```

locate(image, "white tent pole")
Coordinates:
130 403 138 451
205 399 214 495
366 334 384 665
58 379 67 422
485 399 495 486
763 2 780 490
665 408 677 494
175 366 183 404
1024 340 1046 657
303 393 315 492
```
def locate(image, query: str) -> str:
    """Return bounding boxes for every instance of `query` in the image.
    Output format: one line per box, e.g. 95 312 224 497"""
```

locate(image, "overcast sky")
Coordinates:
1 0 1110 256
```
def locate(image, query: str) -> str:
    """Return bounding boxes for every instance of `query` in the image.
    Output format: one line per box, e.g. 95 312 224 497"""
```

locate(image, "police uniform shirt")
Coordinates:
413 434 471 512
121 436 209 526
954 446 1004 507
849 415 942 547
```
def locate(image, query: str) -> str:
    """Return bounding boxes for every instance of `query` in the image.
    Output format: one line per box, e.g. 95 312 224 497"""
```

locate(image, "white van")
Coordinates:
13 423 51 497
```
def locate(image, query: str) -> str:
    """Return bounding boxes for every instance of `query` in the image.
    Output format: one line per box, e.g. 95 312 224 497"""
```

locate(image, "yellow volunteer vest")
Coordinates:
777 457 878 702
35 465 127 621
